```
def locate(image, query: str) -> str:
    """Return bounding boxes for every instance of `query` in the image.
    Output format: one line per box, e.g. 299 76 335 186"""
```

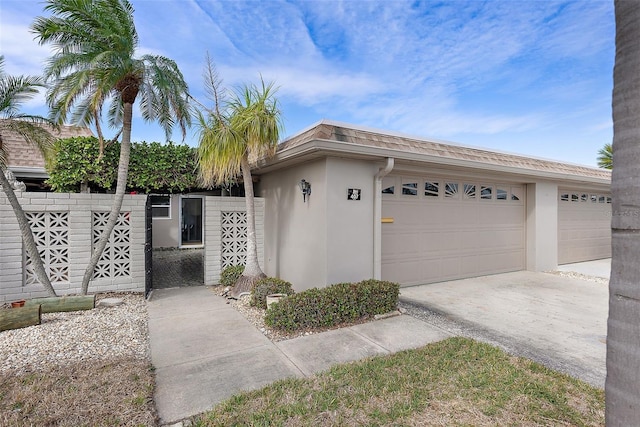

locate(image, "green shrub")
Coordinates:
46 137 200 193
264 279 400 332
220 265 244 287
250 277 295 309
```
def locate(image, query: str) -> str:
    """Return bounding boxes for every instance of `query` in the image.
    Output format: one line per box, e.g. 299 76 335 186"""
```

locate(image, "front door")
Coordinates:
181 197 203 246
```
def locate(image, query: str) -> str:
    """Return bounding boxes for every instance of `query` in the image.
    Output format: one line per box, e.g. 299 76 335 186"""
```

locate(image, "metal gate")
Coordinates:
144 195 153 296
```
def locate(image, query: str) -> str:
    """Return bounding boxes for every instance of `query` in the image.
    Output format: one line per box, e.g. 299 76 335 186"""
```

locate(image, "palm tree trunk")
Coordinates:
607 1 640 424
80 102 132 294
0 165 57 297
229 157 265 297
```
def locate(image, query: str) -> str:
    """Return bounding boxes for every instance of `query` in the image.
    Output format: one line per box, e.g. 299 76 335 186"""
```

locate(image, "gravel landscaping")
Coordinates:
549 269 609 284
0 292 156 426
0 293 149 374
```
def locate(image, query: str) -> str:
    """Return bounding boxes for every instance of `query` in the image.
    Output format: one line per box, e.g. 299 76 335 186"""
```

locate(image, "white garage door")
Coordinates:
558 190 611 264
381 176 525 286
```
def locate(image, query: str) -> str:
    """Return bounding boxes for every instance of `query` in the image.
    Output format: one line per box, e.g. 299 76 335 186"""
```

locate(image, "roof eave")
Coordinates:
256 139 611 186
8 166 49 179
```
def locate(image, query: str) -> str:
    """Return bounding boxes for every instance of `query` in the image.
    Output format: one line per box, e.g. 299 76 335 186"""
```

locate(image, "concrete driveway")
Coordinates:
400 269 608 388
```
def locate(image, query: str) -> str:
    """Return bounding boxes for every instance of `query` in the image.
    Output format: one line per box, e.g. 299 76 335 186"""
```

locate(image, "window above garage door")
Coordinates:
382 176 524 204
559 191 611 204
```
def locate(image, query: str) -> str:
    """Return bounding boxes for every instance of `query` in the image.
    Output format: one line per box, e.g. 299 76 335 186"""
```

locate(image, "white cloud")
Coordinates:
0 0 613 162
0 20 51 76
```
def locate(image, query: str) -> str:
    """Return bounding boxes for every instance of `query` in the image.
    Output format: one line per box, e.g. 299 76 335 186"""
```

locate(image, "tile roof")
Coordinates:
1 124 93 169
277 120 611 182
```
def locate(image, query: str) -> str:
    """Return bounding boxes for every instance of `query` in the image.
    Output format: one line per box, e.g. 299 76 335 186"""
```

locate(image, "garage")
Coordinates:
558 189 611 264
381 175 526 286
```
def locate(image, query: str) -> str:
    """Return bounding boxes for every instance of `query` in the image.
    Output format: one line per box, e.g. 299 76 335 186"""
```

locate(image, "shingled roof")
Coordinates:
272 120 610 184
1 124 93 175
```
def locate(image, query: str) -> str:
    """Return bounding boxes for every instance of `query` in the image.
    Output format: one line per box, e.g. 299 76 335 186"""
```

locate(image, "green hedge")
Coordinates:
46 137 200 193
250 277 295 309
220 265 244 287
264 279 400 332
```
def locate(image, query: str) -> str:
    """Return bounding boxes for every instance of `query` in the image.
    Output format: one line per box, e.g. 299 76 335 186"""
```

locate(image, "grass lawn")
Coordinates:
192 337 604 427
0 358 156 426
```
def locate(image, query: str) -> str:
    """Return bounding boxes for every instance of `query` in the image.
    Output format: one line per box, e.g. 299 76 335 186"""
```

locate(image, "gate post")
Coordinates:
144 195 153 296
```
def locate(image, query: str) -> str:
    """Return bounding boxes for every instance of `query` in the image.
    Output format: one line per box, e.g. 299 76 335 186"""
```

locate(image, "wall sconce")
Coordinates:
299 179 311 202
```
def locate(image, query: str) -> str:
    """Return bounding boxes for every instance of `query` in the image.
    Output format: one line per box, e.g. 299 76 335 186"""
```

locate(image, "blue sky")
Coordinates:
1 0 614 166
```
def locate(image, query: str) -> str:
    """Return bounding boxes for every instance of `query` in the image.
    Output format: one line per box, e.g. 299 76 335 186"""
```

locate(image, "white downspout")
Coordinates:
373 157 394 279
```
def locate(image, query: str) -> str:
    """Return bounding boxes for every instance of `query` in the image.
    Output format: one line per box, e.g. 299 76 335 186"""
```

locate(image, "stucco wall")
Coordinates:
0 191 146 303
259 159 328 290
325 158 377 283
259 157 378 290
526 182 558 272
152 194 180 248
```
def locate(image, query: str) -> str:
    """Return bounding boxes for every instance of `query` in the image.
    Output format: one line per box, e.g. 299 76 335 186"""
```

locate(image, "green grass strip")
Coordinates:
192 337 604 426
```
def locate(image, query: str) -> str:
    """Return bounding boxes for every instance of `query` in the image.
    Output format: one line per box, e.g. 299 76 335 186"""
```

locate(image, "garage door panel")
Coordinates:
433 257 462 281
421 231 463 252
383 202 421 224
558 191 611 264
382 231 420 256
382 176 525 286
489 250 525 271
479 205 523 225
495 229 524 248
382 260 423 284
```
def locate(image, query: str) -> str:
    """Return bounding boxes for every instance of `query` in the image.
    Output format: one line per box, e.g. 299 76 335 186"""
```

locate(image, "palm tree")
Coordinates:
607 1 640 424
597 142 612 169
0 55 58 297
31 0 191 294
197 59 283 297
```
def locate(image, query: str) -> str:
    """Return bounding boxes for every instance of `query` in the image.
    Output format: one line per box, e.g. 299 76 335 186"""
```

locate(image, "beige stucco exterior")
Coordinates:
259 157 378 289
152 194 181 248
260 159 327 289
325 158 377 283
256 120 612 288
526 182 559 272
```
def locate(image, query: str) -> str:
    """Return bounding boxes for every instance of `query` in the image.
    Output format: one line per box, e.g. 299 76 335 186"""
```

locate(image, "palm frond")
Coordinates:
32 0 190 143
0 55 56 166
597 142 613 170
138 54 191 141
196 70 283 187
0 71 46 118
0 119 56 163
197 116 244 187
202 52 226 119
107 93 124 130
229 78 283 161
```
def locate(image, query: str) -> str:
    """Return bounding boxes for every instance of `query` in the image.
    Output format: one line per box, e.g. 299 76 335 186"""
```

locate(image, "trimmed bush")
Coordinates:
250 277 295 309
264 279 400 332
220 265 244 287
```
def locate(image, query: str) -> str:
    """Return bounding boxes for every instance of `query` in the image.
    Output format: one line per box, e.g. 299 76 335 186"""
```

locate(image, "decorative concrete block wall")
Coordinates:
0 191 147 303
204 197 264 285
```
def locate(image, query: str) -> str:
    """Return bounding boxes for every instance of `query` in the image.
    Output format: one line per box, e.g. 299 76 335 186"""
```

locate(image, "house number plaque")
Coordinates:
347 188 361 200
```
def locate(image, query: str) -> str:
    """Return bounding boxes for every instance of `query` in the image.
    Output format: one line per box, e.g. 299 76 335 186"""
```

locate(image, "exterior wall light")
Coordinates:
299 179 311 202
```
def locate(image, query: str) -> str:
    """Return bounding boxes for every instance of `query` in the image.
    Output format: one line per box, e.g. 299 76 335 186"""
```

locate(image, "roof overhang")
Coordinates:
256 136 611 187
8 166 49 180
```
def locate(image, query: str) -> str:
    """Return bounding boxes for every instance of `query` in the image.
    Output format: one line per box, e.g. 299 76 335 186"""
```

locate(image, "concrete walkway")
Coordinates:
147 286 450 425
148 260 610 424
